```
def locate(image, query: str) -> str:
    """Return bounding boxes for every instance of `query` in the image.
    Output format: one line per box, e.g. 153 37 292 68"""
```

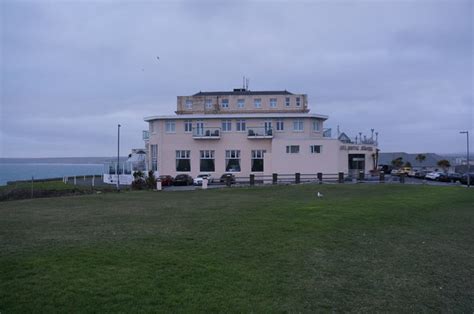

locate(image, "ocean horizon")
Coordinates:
0 157 127 186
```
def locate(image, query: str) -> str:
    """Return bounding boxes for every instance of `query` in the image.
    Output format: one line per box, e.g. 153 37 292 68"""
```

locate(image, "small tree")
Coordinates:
146 170 157 189
416 154 426 168
437 159 451 172
391 157 403 169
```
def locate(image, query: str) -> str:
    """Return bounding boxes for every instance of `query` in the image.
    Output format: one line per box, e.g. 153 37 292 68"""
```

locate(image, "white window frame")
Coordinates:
251 149 266 172
312 120 322 132
200 150 215 172
205 99 213 109
184 120 193 133
225 150 241 172
237 99 245 108
151 144 158 171
254 98 262 108
276 120 284 132
296 97 301 107
185 99 193 109
286 145 300 154
222 119 232 132
269 98 277 108
165 120 176 133
310 145 322 154
150 122 155 134
221 99 229 108
236 119 246 132
293 119 304 132
285 97 290 107
176 150 191 172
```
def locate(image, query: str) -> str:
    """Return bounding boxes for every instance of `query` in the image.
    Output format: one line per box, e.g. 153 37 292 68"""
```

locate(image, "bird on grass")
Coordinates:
317 192 324 198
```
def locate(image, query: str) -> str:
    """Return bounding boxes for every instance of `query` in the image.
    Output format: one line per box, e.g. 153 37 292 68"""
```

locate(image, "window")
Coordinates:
236 119 246 132
237 99 245 108
200 150 215 172
286 145 300 154
293 119 304 131
185 99 192 109
276 120 284 131
285 97 290 106
312 120 322 132
264 121 272 132
165 120 176 133
225 150 241 172
251 150 266 172
205 99 212 109
270 98 277 108
296 97 301 106
184 120 192 133
222 120 232 132
221 99 229 108
176 150 191 171
310 145 322 154
254 98 261 108
151 144 158 171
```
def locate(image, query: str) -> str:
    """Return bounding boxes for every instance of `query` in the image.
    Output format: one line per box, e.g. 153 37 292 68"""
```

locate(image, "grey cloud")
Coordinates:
1 0 472 157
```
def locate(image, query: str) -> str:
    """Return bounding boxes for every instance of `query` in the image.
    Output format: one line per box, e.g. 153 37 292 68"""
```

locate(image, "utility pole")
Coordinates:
117 124 121 191
460 131 470 187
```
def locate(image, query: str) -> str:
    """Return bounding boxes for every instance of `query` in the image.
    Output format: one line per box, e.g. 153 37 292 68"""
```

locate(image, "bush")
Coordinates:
132 171 146 190
146 170 157 189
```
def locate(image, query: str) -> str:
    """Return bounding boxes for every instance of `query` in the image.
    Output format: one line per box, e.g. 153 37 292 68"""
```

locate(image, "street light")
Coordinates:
460 131 470 187
117 124 121 191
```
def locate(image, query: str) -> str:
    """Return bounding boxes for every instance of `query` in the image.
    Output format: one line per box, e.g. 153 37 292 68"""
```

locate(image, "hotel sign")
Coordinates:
340 145 373 152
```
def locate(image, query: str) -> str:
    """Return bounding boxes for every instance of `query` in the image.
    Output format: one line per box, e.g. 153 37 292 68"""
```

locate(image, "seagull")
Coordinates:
156 56 160 60
317 192 324 198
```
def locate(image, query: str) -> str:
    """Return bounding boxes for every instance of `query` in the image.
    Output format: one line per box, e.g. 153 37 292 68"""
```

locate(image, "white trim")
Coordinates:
145 113 328 121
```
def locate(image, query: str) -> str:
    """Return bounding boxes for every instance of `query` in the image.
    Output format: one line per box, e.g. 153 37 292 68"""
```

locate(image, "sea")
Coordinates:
0 157 124 186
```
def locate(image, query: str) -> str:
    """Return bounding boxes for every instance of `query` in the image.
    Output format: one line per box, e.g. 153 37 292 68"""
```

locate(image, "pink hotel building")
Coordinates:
144 88 377 178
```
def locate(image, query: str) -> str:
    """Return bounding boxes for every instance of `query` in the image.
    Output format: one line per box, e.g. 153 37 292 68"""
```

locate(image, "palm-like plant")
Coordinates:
415 154 426 167
437 159 451 172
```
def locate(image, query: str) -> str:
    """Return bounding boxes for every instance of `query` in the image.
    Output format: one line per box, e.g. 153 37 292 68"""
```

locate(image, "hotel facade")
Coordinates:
144 89 377 178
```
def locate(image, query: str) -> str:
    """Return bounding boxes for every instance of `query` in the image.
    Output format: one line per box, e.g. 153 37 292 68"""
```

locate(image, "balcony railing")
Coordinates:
247 127 273 139
192 127 221 139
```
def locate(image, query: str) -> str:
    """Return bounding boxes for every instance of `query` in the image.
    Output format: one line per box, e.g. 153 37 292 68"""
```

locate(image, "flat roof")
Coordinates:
191 90 295 97
144 112 328 122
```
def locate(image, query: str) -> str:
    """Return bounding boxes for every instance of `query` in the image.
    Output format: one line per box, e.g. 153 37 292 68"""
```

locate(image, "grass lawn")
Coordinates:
0 184 473 312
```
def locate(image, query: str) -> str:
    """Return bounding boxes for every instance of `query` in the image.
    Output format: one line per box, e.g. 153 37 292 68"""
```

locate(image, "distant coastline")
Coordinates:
0 157 128 164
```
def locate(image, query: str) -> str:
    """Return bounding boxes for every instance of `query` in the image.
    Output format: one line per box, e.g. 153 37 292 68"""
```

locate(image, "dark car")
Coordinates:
460 173 474 185
447 173 463 183
159 175 174 186
436 173 450 182
414 170 430 179
173 174 193 186
219 173 236 184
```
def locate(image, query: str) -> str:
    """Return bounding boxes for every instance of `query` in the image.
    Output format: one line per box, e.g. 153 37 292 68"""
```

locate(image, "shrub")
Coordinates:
146 170 157 189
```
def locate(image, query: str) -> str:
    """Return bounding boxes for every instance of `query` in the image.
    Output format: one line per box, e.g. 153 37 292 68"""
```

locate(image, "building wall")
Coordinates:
176 94 308 114
147 117 375 177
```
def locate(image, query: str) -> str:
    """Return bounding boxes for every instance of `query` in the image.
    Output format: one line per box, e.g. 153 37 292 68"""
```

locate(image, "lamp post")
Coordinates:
460 131 470 187
117 124 121 191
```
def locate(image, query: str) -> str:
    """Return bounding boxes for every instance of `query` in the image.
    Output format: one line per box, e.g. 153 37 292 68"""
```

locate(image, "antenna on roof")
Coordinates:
242 76 245 90
246 78 249 90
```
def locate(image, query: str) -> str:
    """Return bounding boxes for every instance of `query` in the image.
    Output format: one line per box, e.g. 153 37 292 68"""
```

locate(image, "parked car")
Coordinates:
193 173 214 185
425 172 441 181
436 173 450 182
399 167 412 175
390 169 402 176
414 170 430 179
447 173 463 183
219 173 236 184
159 175 174 186
460 173 474 185
173 174 193 186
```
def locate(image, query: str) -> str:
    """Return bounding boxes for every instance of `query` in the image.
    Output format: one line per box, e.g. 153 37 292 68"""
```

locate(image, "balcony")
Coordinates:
192 127 221 140
247 127 273 139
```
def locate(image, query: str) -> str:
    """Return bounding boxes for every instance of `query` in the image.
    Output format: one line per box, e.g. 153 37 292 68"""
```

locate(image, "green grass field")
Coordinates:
1 184 473 312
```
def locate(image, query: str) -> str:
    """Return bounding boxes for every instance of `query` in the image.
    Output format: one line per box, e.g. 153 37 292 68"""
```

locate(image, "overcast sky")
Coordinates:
1 0 472 157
